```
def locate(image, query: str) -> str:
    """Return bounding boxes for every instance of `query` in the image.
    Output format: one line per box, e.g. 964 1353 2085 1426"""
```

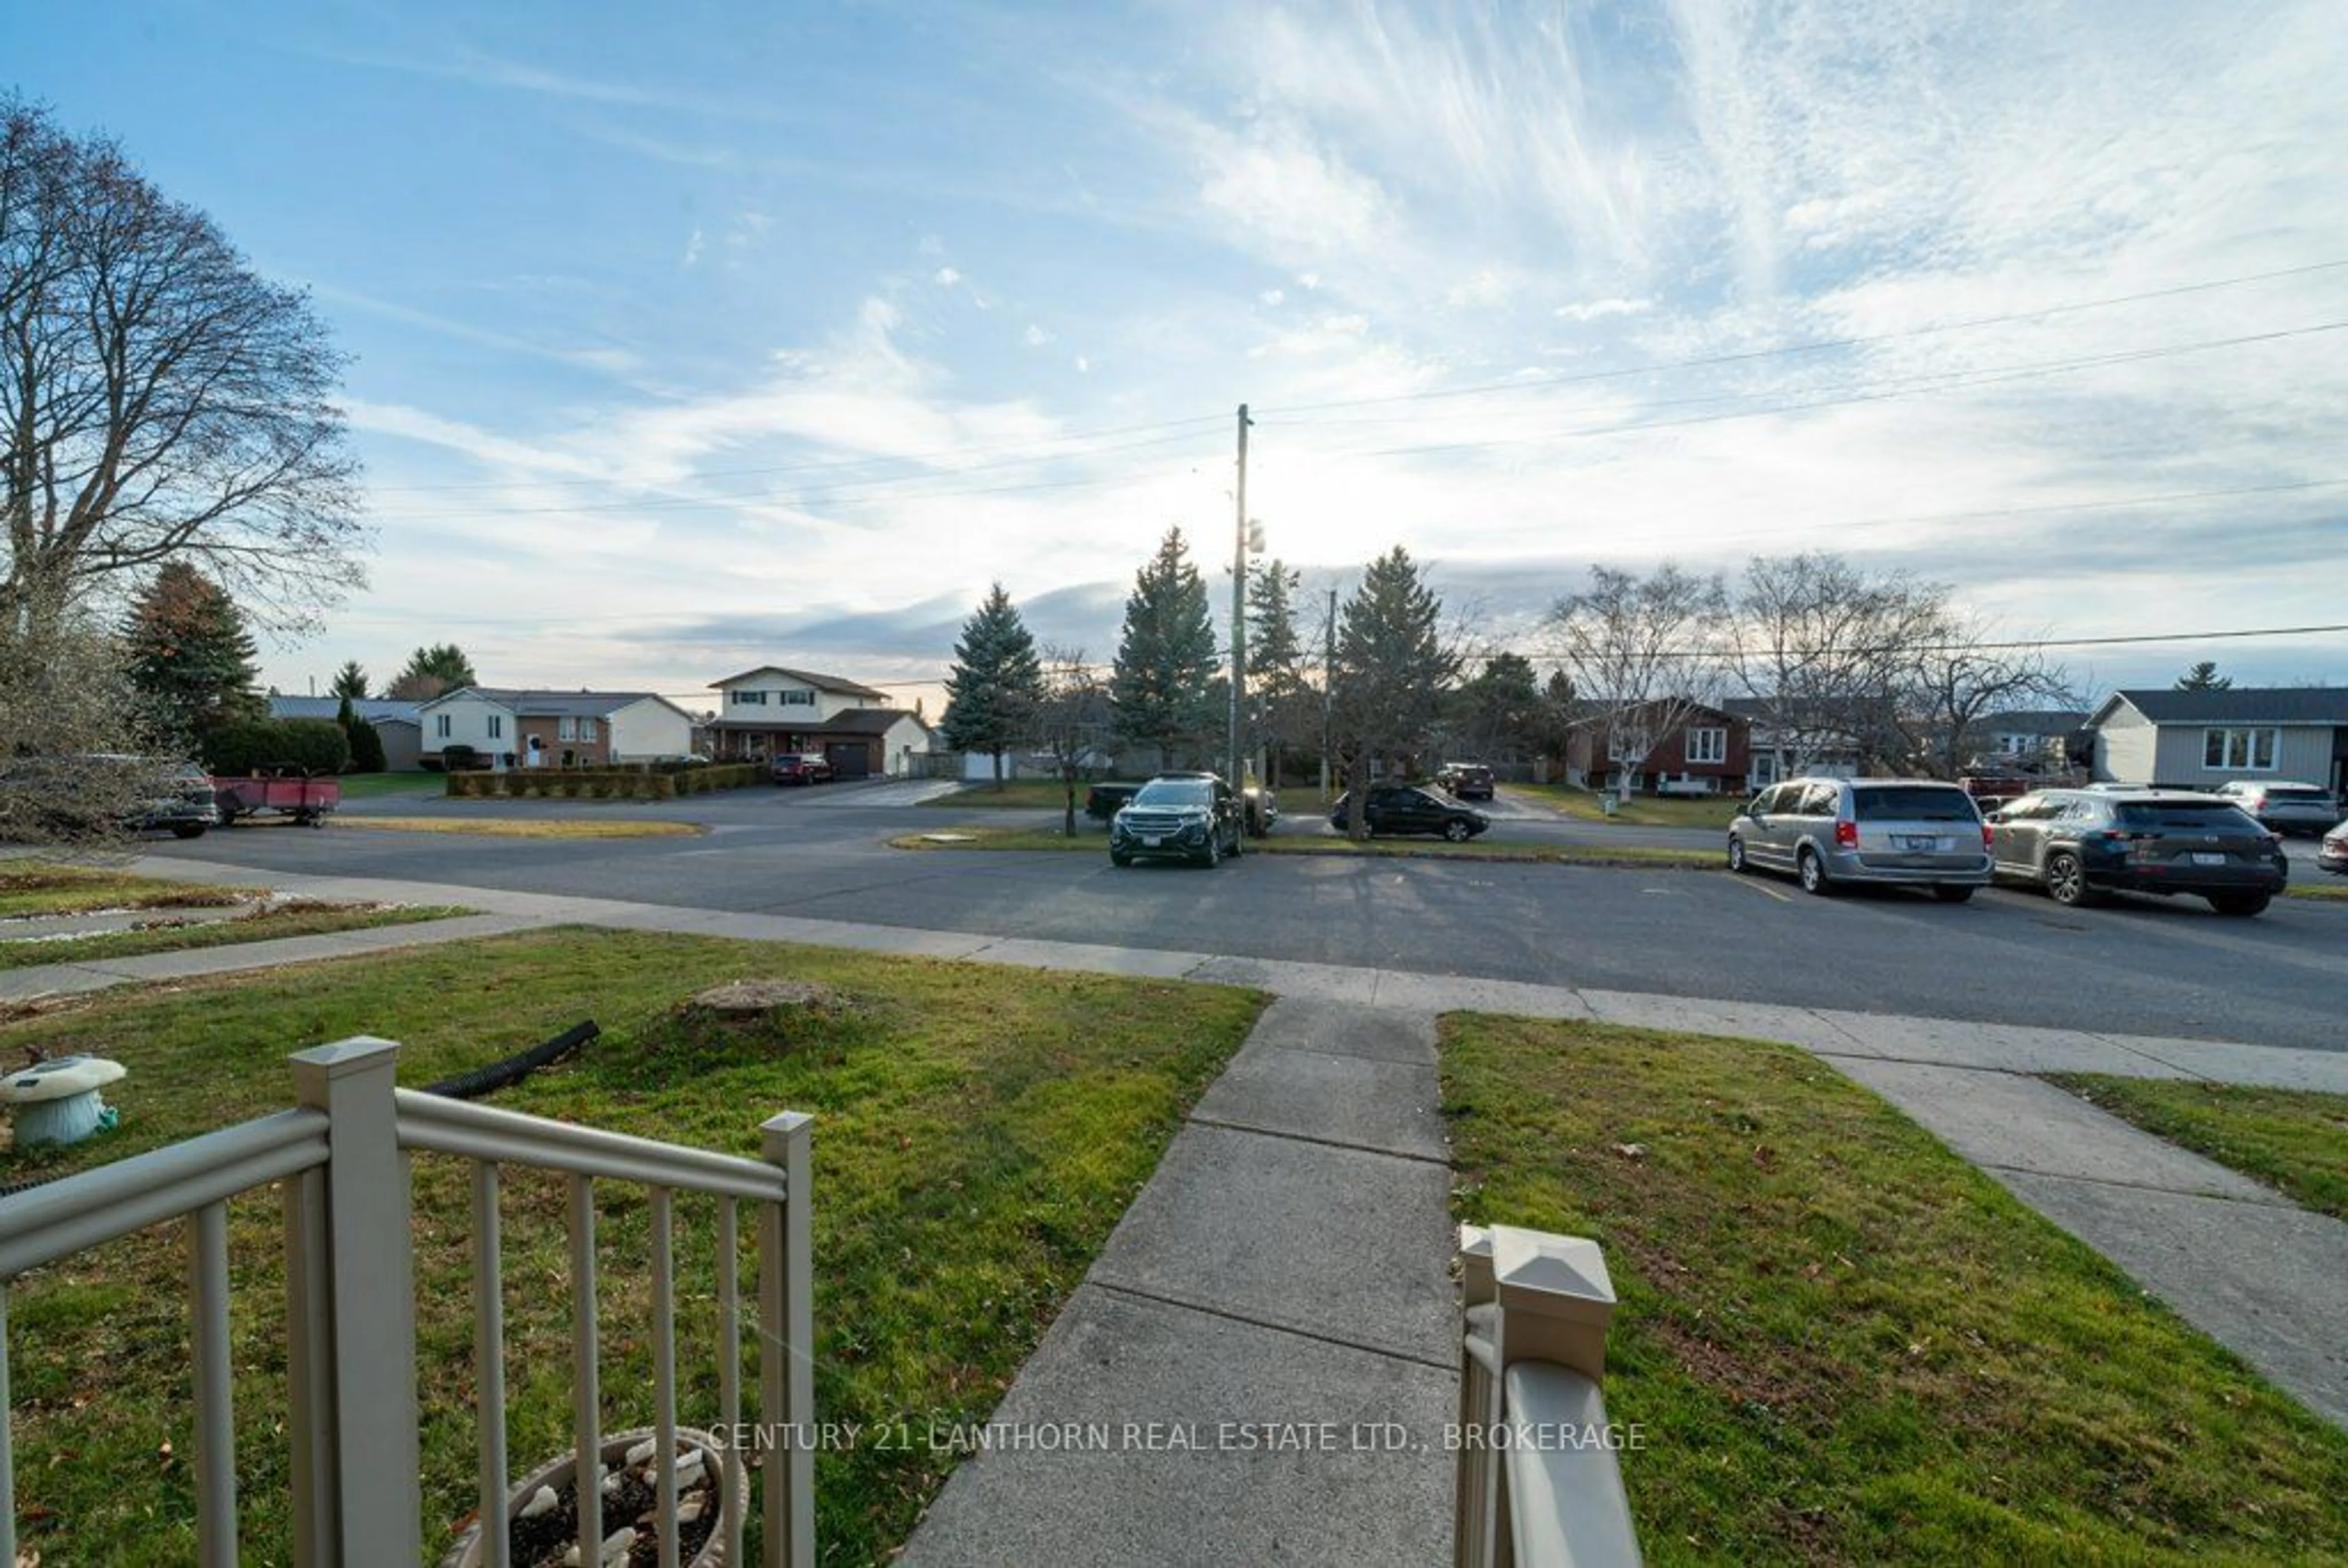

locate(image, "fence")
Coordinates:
1455 1224 1642 1568
0 1036 814 1568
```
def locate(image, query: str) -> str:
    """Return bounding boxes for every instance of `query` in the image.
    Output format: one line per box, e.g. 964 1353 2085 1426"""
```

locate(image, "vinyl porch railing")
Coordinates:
0 1035 814 1568
1454 1224 1642 1568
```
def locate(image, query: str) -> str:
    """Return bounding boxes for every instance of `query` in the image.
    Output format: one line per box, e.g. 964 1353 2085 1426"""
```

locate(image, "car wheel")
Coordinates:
1726 835 1748 874
1110 850 1132 867
171 823 207 840
1932 884 1974 904
2209 892 2270 917
1798 847 1833 896
1202 834 1221 868
2045 851 2094 907
1442 819 1472 843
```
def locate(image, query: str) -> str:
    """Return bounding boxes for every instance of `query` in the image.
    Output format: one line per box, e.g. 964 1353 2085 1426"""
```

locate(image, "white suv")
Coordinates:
2211 780 2341 837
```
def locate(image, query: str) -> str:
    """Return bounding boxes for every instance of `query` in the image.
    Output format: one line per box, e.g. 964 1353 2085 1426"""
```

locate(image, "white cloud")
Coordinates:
1023 324 1053 347
1261 288 1285 306
1554 297 1650 323
934 267 962 286
681 229 704 268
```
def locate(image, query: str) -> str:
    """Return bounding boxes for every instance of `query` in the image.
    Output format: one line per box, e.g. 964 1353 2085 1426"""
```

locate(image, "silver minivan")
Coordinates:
1729 777 1992 900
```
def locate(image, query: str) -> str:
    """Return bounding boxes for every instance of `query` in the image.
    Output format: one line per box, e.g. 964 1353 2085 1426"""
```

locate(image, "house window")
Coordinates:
2202 727 2277 771
487 715 504 740
733 690 767 706
435 714 451 739
558 717 577 741
780 688 816 707
1995 733 2029 756
1685 727 1726 765
579 718 598 742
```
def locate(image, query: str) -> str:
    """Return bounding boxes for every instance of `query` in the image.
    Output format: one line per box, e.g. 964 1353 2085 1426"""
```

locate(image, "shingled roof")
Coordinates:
2095 688 2348 726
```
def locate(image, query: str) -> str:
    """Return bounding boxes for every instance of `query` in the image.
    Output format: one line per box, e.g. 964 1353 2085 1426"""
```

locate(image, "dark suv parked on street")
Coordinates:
1109 773 1246 867
1437 763 1495 801
1987 788 2287 916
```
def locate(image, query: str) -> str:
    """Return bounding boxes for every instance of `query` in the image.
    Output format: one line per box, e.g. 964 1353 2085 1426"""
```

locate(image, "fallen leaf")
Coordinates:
1610 1142 1647 1160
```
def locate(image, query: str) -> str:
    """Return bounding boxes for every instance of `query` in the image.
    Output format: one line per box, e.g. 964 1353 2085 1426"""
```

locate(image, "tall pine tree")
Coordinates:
122 562 265 741
1247 559 1310 784
388 642 477 700
1110 527 1220 770
1332 547 1458 835
330 660 369 699
940 584 1044 787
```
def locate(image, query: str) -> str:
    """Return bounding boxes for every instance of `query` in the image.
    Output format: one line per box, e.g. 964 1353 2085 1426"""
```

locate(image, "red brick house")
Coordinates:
1565 699 1751 795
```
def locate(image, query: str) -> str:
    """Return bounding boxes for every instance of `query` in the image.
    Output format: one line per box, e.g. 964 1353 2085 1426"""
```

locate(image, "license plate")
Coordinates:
2191 852 2225 866
1896 835 1945 852
1142 835 1162 847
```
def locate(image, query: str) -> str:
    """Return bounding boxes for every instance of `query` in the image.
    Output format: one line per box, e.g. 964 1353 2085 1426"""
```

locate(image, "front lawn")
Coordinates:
0 929 1266 1565
2048 1075 2348 1223
1510 782 1744 830
0 899 468 970
0 863 247 918
1442 1017 2348 1564
333 815 703 839
919 779 1084 809
331 771 443 799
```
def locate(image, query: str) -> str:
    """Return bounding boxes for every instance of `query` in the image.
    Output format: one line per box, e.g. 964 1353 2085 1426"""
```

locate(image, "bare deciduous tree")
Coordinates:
1546 564 1729 796
1034 644 1107 836
2 99 364 638
0 610 173 852
1732 553 1939 776
1900 606 2080 778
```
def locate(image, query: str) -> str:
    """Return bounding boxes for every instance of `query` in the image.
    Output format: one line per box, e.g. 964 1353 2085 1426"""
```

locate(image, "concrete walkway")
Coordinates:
7 856 2345 1452
902 999 1458 1567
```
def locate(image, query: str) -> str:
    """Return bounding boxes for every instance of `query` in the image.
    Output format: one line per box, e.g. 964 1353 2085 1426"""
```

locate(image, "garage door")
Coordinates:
825 742 871 779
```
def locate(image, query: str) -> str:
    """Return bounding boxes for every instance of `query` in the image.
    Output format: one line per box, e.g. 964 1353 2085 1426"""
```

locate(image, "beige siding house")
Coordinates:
2084 688 2348 793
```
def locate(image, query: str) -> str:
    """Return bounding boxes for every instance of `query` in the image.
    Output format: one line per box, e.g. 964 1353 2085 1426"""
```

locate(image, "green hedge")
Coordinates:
441 764 763 801
204 718 352 778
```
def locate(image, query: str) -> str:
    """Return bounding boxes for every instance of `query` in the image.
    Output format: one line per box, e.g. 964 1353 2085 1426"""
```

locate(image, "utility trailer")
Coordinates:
210 770 341 826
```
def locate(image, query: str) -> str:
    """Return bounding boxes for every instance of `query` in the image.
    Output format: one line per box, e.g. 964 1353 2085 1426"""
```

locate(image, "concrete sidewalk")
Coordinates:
899 999 1459 1567
7 856 2344 1443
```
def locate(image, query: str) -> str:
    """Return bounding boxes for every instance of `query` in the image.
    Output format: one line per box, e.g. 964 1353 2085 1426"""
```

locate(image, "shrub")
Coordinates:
203 718 350 776
347 719 387 773
442 743 481 771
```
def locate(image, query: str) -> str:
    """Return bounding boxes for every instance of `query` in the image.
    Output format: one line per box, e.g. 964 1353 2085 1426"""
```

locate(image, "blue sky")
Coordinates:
10 0 2347 715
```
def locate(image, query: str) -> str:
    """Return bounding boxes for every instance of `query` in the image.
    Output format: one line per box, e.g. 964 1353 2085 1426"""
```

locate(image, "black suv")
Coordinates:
1438 763 1496 801
1331 784 1489 842
1987 788 2287 916
1109 773 1246 867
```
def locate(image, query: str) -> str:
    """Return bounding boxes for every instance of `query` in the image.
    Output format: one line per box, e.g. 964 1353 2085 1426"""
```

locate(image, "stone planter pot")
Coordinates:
441 1425 747 1568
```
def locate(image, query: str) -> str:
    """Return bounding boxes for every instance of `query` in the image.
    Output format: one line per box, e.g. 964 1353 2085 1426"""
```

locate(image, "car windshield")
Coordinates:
1132 781 1209 808
1851 786 1978 822
2116 801 2265 831
2265 787 2334 804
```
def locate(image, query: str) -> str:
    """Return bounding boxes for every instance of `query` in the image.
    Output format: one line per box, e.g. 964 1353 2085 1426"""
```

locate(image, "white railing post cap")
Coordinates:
1458 1223 1493 1261
1490 1226 1615 1327
288 1036 403 1078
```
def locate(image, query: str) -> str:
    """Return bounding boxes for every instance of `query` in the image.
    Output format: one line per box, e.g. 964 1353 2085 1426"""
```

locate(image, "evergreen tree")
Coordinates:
388 642 478 700
939 584 1045 787
121 562 264 740
335 693 356 731
1110 527 1221 770
1247 559 1310 784
347 718 387 773
330 660 369 699
1453 652 1545 761
2175 660 2232 691
1331 547 1458 836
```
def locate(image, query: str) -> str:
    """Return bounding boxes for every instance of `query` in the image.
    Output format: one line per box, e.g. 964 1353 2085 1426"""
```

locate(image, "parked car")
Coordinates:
1727 777 1991 900
1330 784 1490 842
0 754 218 842
1085 781 1146 820
770 753 834 786
1241 783 1280 837
1986 788 2287 916
1109 773 1245 867
1437 763 1496 801
2210 780 2341 837
2320 819 2348 875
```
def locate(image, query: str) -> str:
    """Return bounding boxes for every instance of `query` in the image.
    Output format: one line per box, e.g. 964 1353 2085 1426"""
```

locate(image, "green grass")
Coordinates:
919 779 1087 809
0 863 249 919
1441 1017 2348 1565
0 929 1264 1566
0 900 469 970
2286 879 2348 900
331 771 443 799
1510 781 1743 830
889 825 1720 869
334 815 704 838
2048 1075 2348 1223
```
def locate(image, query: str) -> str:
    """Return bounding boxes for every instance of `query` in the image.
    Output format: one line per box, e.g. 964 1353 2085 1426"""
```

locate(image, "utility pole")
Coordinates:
1228 403 1251 789
1320 585 1337 800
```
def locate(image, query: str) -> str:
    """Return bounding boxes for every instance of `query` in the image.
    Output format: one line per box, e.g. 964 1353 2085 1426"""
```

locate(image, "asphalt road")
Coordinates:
141 780 2348 1053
